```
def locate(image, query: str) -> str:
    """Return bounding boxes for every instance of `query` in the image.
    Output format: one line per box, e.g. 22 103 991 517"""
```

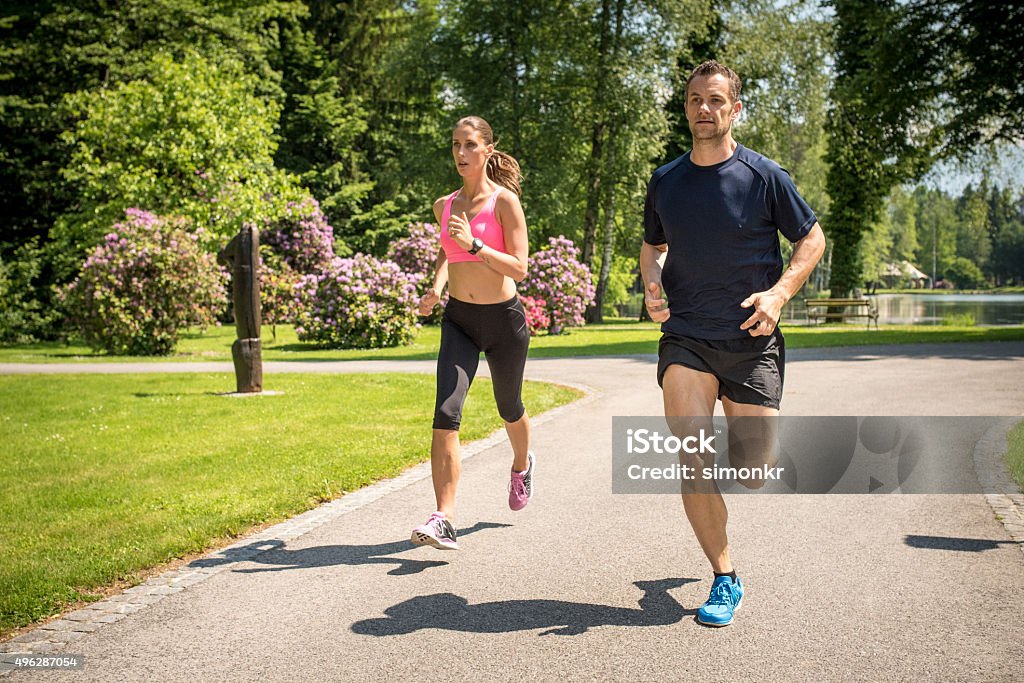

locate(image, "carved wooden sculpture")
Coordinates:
217 226 263 393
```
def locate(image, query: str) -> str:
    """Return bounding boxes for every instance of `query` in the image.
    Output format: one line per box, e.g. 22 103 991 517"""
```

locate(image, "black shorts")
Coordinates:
657 331 785 409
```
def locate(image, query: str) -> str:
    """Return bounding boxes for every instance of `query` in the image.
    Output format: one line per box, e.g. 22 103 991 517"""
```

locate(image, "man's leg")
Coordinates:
662 364 732 573
721 398 779 490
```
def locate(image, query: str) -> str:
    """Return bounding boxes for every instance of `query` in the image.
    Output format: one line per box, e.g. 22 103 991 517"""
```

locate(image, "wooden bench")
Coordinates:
805 298 879 329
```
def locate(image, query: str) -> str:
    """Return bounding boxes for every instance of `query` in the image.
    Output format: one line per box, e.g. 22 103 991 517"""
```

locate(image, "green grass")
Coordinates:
1005 420 1024 491
3 322 1024 364
0 372 581 637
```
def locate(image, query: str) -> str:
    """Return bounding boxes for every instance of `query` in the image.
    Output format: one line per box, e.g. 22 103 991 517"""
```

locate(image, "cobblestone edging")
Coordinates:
972 417 1024 559
0 380 598 665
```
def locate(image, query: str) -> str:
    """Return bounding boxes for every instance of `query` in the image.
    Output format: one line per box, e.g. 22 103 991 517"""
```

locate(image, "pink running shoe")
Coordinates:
508 451 535 511
410 512 459 550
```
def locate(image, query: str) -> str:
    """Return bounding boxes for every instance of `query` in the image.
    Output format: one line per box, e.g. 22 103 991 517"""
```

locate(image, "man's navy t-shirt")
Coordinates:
644 144 817 340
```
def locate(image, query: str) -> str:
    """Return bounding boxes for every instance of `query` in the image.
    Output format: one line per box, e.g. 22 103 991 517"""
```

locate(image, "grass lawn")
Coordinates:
0 372 581 637
3 321 1024 364
1005 420 1024 491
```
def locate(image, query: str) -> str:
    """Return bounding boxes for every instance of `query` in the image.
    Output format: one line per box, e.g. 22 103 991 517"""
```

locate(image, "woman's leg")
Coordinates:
431 313 481 520
484 298 532 472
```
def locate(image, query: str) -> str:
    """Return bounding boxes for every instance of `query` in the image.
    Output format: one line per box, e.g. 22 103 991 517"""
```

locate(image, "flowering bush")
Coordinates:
294 253 422 348
60 209 227 355
386 222 446 323
258 246 303 340
386 222 439 275
518 295 550 336
260 197 336 275
519 236 595 333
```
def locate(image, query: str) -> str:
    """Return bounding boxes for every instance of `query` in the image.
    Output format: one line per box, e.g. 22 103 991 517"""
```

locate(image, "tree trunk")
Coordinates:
581 0 613 270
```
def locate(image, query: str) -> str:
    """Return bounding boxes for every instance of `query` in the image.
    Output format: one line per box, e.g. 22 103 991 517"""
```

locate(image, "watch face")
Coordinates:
471 238 484 252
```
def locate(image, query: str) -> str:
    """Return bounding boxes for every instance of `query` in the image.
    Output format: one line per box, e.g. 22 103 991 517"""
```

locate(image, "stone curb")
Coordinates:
971 417 1024 559
0 379 598 667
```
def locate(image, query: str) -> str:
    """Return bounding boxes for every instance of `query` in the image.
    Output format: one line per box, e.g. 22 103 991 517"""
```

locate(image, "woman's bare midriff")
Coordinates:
447 262 517 303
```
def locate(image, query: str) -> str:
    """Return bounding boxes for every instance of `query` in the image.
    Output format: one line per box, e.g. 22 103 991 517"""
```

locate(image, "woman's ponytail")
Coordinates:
486 150 522 196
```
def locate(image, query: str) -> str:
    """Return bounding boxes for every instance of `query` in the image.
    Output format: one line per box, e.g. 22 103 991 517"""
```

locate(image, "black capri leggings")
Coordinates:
433 295 531 430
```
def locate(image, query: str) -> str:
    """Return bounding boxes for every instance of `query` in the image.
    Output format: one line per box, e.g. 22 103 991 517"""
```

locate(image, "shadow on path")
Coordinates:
188 522 511 576
904 534 1023 552
351 578 700 636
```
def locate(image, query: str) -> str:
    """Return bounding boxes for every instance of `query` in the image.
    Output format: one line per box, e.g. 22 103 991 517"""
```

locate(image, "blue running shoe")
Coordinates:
696 575 744 627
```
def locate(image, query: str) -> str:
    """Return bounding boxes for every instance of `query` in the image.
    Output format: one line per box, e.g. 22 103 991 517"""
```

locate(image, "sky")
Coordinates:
924 143 1024 196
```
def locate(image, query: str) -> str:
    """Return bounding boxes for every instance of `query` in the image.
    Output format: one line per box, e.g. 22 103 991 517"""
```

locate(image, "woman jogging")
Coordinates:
412 115 535 551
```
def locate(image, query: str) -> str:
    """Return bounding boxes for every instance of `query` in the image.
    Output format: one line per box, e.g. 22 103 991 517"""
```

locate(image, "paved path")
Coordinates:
3 343 1024 681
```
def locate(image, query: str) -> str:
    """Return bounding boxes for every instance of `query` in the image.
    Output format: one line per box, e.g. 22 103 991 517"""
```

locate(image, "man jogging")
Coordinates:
639 60 826 627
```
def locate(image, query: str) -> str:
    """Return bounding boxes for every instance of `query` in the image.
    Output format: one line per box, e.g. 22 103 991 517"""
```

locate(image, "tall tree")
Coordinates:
0 0 305 251
824 0 942 296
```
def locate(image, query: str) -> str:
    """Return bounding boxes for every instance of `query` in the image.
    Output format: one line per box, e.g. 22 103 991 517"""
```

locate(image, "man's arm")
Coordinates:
739 222 826 336
640 240 670 323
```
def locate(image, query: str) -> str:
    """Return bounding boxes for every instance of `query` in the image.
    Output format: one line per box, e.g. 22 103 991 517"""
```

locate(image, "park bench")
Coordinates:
805 297 879 329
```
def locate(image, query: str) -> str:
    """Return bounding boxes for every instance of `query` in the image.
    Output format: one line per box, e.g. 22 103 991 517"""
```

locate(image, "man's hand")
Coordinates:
739 289 786 336
645 282 670 323
418 288 440 316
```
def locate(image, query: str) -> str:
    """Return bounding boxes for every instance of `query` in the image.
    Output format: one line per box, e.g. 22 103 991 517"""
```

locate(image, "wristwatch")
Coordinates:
468 237 485 255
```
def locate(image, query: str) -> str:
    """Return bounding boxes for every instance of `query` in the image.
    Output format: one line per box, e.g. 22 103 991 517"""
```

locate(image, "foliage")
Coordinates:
0 0 306 252
294 253 421 348
59 209 227 355
824 0 944 297
54 53 297 263
519 236 596 333
944 257 987 290
0 240 59 343
386 221 445 323
258 247 303 340
386 222 440 278
720 0 833 217
518 295 550 336
260 197 337 274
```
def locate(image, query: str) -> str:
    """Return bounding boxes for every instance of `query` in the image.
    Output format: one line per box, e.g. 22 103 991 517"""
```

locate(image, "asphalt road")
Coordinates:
3 342 1023 681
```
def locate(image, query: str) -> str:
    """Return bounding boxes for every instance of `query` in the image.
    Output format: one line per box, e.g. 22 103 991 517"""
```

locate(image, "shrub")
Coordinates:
60 209 227 355
0 240 60 343
258 246 304 341
520 236 596 333
260 197 336 275
386 221 446 323
519 295 550 336
944 257 987 290
294 254 422 348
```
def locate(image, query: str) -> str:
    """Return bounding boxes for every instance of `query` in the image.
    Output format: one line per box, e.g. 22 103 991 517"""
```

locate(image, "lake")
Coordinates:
783 293 1024 326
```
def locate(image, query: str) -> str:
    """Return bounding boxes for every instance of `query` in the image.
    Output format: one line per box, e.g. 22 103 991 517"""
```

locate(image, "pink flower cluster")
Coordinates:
293 253 423 349
60 209 227 355
518 295 550 336
519 236 596 333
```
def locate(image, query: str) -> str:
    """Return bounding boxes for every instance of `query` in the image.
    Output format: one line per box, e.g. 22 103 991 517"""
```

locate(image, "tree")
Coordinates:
824 0 942 297
54 53 300 265
0 0 306 250
913 186 958 284
825 0 1024 296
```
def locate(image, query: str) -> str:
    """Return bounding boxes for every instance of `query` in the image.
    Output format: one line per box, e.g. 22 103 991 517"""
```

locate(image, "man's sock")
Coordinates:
714 570 738 582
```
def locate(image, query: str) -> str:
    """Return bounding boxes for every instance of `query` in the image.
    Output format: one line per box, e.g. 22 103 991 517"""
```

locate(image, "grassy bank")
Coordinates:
1005 420 1024 491
0 372 581 637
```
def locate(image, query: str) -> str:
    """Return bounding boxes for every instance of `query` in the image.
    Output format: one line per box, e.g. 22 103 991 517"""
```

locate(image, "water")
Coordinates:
783 293 1024 326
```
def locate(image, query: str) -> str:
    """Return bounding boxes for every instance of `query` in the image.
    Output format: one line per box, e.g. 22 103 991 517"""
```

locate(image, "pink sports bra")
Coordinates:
440 187 507 263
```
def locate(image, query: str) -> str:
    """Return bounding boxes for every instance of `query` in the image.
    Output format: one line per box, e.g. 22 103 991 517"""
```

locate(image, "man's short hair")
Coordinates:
685 60 742 103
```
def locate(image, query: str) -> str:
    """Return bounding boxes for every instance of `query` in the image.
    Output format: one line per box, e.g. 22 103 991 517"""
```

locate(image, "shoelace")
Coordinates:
509 476 527 497
707 582 735 606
